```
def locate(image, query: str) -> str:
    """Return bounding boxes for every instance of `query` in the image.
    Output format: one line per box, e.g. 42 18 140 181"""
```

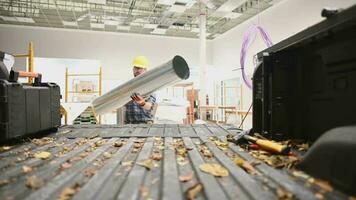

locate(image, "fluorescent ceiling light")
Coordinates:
88 0 106 4
191 27 200 33
104 19 118 26
207 20 219 26
151 28 167 34
0 16 17 22
169 4 187 13
224 12 242 19
77 13 89 21
134 18 148 23
185 0 196 8
105 16 126 24
157 0 175 6
0 16 35 23
91 23 104 29
176 0 191 3
199 0 216 9
16 17 35 23
63 21 77 26
144 24 158 29
216 0 246 13
130 22 142 26
211 0 246 17
117 25 130 31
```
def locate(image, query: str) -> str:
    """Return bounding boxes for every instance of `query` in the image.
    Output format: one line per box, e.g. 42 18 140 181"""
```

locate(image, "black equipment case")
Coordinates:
253 5 356 141
0 52 61 142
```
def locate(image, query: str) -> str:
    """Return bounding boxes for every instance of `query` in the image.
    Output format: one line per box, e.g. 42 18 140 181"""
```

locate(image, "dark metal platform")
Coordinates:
0 124 350 200
62 124 231 138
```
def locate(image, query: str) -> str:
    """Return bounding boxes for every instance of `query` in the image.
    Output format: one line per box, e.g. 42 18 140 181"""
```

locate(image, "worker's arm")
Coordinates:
131 93 155 111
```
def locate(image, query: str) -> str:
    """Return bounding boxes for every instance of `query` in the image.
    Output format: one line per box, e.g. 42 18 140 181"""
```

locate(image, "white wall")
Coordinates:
0 25 214 124
1 0 355 126
0 25 213 81
212 0 356 129
213 0 356 71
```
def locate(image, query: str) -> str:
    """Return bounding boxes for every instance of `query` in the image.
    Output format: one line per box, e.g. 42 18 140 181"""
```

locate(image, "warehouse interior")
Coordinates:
1 0 356 199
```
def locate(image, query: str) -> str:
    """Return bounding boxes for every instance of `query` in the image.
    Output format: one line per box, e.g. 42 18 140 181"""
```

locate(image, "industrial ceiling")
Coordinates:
0 0 280 39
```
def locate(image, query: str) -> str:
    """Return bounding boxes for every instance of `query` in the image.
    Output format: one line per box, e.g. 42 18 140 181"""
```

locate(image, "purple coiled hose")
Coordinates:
240 25 273 89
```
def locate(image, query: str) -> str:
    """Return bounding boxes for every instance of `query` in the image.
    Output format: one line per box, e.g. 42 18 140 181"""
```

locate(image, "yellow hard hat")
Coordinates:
132 56 149 69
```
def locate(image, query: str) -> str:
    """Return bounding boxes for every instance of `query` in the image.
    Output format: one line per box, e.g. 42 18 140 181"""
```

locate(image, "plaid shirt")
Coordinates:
124 94 156 124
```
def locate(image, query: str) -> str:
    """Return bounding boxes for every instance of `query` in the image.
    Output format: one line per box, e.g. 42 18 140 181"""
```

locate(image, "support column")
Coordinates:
199 3 207 120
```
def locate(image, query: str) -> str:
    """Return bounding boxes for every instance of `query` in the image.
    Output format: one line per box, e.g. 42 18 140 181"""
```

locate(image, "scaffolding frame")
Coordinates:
13 42 34 84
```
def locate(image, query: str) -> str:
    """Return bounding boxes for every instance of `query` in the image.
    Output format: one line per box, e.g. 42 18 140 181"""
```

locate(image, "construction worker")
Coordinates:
124 56 157 124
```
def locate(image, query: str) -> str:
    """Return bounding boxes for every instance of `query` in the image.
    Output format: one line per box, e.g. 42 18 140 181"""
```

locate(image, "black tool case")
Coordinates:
0 80 61 142
253 5 356 141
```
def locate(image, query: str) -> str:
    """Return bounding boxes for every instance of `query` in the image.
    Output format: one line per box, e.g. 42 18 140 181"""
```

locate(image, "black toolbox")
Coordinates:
0 54 61 142
253 5 356 141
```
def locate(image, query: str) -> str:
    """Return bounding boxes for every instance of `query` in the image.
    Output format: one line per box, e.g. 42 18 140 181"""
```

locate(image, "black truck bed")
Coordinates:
0 124 351 200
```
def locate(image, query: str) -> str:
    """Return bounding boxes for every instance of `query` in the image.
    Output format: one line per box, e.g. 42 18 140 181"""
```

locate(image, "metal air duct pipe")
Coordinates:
92 55 190 115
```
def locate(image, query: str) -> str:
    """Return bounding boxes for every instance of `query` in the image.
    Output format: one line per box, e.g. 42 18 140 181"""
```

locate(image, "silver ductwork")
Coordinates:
92 55 190 115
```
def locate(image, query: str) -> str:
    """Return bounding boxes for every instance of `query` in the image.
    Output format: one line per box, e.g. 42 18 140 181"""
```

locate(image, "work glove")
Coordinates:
131 92 146 106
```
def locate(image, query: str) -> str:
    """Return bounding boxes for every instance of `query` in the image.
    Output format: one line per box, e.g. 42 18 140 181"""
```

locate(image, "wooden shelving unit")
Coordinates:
64 67 102 124
64 67 102 102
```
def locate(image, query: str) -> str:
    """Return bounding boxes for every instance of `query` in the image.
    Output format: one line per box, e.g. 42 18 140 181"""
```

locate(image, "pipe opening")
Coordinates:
173 55 190 80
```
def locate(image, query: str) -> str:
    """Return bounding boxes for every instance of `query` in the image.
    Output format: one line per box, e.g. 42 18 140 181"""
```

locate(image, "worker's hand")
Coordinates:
131 92 146 106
